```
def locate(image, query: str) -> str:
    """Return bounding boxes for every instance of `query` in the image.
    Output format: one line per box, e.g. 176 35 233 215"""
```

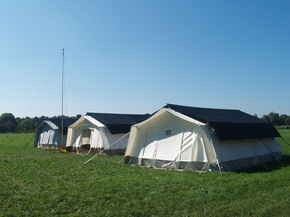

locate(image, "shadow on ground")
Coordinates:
236 155 290 173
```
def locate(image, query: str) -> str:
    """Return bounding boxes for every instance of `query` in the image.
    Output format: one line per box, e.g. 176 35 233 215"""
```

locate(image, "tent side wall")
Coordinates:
125 111 216 171
103 127 128 152
35 121 71 149
66 117 128 154
36 125 61 149
66 118 104 149
211 131 283 171
126 107 283 172
66 128 74 149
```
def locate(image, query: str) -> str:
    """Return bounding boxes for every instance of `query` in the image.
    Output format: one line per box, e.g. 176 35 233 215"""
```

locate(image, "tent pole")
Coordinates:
61 48 65 151
205 126 222 173
200 131 210 172
216 159 222 173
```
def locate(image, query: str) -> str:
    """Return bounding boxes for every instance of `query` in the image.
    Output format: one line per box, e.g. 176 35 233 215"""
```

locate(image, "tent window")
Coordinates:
165 130 172 135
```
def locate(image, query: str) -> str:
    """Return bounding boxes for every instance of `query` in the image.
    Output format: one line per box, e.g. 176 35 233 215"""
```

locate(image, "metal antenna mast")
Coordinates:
61 48 64 150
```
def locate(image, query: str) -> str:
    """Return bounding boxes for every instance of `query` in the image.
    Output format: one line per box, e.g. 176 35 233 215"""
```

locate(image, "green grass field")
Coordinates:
0 132 290 217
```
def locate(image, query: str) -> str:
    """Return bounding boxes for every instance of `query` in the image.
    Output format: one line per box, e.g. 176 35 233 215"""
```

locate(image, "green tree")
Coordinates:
18 118 35 132
0 122 6 132
262 115 270 122
268 112 281 125
285 116 290 125
279 114 288 126
6 120 17 132
0 113 17 132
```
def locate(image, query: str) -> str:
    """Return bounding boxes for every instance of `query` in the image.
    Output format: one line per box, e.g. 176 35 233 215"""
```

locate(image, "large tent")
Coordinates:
34 118 76 149
66 113 150 154
125 104 282 172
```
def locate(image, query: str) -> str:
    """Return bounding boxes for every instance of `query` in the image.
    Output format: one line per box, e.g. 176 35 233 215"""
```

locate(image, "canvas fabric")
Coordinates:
66 115 129 154
35 121 63 149
125 108 282 171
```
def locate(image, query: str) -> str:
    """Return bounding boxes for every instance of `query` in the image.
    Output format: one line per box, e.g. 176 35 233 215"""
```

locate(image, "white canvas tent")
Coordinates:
34 119 76 149
66 113 150 154
125 104 283 172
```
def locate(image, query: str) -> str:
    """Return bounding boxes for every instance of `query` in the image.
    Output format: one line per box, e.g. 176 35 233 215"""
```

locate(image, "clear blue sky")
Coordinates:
1 0 290 117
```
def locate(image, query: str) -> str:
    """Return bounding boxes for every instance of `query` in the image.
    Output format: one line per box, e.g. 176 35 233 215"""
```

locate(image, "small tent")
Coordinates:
125 104 282 172
34 118 76 149
66 113 150 154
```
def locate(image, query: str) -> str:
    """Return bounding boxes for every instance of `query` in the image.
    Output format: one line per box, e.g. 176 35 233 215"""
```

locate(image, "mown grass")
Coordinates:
0 132 290 217
279 129 290 154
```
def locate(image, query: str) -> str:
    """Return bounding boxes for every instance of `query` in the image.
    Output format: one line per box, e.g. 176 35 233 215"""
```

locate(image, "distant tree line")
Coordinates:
260 112 290 126
0 113 81 133
0 112 290 133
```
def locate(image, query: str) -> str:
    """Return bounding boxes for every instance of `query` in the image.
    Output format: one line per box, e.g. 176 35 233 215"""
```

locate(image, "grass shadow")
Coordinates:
235 154 290 174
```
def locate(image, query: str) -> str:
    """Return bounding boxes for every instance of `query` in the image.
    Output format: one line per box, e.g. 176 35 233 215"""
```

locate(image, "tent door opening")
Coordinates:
79 129 92 154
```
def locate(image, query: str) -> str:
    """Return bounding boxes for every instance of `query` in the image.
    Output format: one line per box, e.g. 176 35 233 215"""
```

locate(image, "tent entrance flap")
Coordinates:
77 129 92 154
81 129 92 146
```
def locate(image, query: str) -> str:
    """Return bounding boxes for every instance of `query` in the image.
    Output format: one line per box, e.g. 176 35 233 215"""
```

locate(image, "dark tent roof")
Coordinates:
86 112 150 134
164 104 280 141
49 118 77 134
50 118 76 128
